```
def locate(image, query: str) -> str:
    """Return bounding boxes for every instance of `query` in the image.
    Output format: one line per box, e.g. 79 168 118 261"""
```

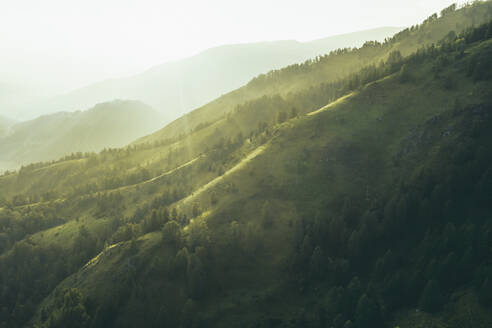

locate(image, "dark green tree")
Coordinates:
46 289 90 328
261 201 273 228
290 107 298 119
187 254 207 299
277 110 287 124
162 220 181 247
399 64 412 83
478 279 492 306
419 280 443 312
354 294 381 328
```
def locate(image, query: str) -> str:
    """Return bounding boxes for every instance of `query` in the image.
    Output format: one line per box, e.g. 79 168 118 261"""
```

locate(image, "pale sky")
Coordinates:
0 0 463 94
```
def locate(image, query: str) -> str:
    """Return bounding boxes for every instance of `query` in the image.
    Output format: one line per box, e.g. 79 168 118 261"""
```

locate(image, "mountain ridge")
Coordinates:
10 27 401 121
135 3 492 145
0 100 163 171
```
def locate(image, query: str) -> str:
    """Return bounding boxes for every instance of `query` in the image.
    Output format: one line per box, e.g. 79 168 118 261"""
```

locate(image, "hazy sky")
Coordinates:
0 0 463 93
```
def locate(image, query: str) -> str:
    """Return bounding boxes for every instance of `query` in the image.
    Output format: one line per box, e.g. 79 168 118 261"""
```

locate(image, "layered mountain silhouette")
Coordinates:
12 27 400 121
0 100 162 170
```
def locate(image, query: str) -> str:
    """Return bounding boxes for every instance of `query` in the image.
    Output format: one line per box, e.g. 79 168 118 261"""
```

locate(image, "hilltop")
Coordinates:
0 100 162 171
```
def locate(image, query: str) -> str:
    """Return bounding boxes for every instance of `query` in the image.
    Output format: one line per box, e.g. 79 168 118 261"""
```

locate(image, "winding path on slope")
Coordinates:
177 92 361 208
110 154 203 193
11 154 203 210
178 144 268 207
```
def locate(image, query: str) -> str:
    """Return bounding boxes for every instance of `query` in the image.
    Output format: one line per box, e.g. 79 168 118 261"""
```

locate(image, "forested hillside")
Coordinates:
0 2 492 328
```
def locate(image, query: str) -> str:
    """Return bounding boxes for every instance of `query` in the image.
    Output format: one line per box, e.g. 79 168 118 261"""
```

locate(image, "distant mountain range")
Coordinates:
0 100 162 171
0 27 400 171
9 27 401 121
